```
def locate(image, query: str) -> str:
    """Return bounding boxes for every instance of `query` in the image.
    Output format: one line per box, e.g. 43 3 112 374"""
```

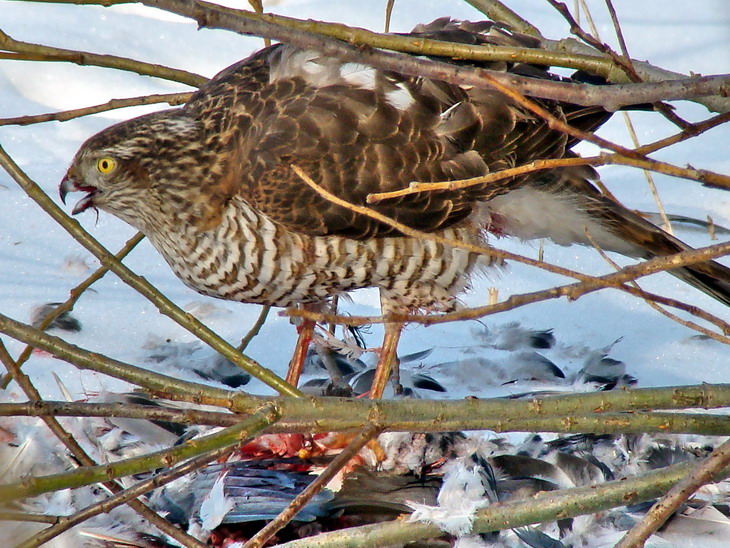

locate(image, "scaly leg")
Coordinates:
285 315 315 387
369 320 404 399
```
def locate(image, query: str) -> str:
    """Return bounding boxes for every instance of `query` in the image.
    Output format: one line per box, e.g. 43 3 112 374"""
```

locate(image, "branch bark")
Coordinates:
21 0 730 112
0 29 206 87
2 313 730 435
0 403 280 501
0 232 144 389
0 93 192 126
244 424 383 548
615 438 730 548
16 446 233 548
277 459 730 547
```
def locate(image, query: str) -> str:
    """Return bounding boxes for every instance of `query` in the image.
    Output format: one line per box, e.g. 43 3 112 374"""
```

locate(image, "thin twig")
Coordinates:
244 423 384 548
600 0 688 128
0 401 239 428
0 512 60 524
603 0 629 58
21 0 616 76
612 285 730 341
635 112 730 155
384 0 395 32
550 0 689 128
277 458 730 547
0 93 192 126
290 164 619 286
247 0 270 47
597 0 673 230
1 6 724 544
0 403 280 501
18 446 235 548
16 0 730 113
124 0 730 112
237 305 271 352
615 438 730 548
0 232 145 389
286 235 730 329
622 111 674 233
577 0 674 232
583 229 730 344
0 340 204 546
0 29 206 87
293 164 730 333
462 0 543 36
367 147 730 203
0 311 237 405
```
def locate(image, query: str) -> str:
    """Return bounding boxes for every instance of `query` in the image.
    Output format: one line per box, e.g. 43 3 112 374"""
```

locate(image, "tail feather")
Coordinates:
672 264 730 307
490 174 730 307
601 200 730 307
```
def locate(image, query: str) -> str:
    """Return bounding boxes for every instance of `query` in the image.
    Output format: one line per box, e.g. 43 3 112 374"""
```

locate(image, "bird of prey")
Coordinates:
60 18 730 397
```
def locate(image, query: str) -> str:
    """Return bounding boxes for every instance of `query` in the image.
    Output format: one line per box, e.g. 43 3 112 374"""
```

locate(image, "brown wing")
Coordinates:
184 20 613 239
244 79 499 239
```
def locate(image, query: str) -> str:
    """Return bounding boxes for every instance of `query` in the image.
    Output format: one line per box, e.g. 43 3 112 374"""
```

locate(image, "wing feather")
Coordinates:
184 19 614 239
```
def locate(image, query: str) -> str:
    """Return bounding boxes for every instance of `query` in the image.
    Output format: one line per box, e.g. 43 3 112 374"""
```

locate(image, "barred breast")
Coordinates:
147 198 494 311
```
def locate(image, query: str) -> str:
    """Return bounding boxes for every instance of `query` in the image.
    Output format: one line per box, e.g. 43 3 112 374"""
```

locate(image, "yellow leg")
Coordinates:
286 316 315 387
369 321 404 399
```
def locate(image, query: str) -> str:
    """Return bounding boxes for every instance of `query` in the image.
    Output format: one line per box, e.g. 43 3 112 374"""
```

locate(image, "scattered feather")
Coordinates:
198 471 235 532
30 302 81 332
143 338 250 388
61 255 92 276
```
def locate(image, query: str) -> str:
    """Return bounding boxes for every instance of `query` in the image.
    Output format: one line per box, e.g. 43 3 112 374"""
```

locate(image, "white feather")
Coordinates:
407 459 489 536
488 187 640 256
199 470 234 532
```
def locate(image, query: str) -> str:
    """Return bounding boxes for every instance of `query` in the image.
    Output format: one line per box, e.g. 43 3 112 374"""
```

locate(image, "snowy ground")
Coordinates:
1 0 729 401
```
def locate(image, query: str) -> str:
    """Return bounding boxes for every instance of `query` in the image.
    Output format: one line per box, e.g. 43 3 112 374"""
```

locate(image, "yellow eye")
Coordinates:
97 157 116 174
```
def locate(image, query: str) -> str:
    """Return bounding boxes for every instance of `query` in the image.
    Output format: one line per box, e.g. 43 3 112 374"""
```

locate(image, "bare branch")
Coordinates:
244 424 383 548
0 340 205 547
0 93 192 126
2 4 729 545
0 401 239 427
616 438 730 548
0 403 280 501
0 28 206 87
368 147 730 203
17 447 232 548
237 305 271 352
277 459 730 548
584 227 730 344
462 0 542 36
21 0 725 112
0 232 144 389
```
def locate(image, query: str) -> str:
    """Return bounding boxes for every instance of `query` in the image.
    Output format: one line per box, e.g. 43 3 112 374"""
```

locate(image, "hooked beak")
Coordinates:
59 173 98 215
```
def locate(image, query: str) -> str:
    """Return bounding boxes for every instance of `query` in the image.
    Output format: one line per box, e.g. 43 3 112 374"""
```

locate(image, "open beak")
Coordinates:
59 173 97 215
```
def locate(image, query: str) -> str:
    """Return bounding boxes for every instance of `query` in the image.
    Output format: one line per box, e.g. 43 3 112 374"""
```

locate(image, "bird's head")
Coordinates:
60 110 210 232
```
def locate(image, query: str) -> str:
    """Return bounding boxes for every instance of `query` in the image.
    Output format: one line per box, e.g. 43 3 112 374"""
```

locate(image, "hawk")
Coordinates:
60 18 730 397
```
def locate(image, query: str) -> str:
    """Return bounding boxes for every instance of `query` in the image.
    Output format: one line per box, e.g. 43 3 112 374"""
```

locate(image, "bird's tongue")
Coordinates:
70 193 96 215
59 176 97 215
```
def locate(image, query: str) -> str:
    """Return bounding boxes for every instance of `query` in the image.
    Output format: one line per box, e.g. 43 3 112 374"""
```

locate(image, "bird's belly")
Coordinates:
149 210 489 310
